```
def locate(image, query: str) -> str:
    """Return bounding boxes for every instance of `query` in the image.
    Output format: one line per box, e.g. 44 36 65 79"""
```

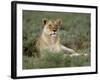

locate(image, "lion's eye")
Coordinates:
54 26 58 29
48 24 52 29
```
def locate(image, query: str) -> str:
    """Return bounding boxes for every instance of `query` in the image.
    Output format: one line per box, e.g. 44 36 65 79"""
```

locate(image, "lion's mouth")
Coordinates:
50 32 57 43
50 32 57 37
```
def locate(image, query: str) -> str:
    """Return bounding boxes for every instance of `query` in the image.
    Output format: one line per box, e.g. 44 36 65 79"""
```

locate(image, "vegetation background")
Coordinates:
23 10 91 69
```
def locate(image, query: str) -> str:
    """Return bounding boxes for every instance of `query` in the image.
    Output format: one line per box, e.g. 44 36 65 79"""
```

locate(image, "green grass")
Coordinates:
23 51 90 69
22 10 91 69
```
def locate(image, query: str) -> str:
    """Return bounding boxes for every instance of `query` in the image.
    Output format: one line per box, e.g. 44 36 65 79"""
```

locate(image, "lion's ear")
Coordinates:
56 19 62 26
42 18 48 25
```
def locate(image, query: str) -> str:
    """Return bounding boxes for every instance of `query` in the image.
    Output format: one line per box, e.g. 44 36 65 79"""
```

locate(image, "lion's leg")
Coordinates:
61 45 75 53
61 45 81 56
61 45 88 57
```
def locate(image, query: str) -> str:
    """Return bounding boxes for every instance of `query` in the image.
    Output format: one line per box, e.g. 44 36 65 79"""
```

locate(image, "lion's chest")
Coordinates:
41 37 61 52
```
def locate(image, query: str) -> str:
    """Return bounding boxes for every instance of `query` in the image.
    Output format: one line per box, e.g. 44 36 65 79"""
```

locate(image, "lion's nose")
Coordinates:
53 30 56 32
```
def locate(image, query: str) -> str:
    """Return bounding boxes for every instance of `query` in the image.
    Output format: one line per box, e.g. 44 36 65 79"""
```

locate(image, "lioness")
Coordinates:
36 18 78 56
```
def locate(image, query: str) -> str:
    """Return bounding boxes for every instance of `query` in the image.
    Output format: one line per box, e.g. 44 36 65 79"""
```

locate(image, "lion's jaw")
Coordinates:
42 27 58 44
41 32 60 52
50 32 58 44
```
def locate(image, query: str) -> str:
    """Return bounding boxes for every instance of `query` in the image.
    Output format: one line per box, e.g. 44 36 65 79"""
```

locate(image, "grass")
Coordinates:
23 51 90 69
22 10 91 69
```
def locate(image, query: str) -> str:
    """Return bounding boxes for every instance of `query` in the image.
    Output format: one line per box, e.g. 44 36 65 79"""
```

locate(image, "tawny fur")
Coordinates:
36 18 76 55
